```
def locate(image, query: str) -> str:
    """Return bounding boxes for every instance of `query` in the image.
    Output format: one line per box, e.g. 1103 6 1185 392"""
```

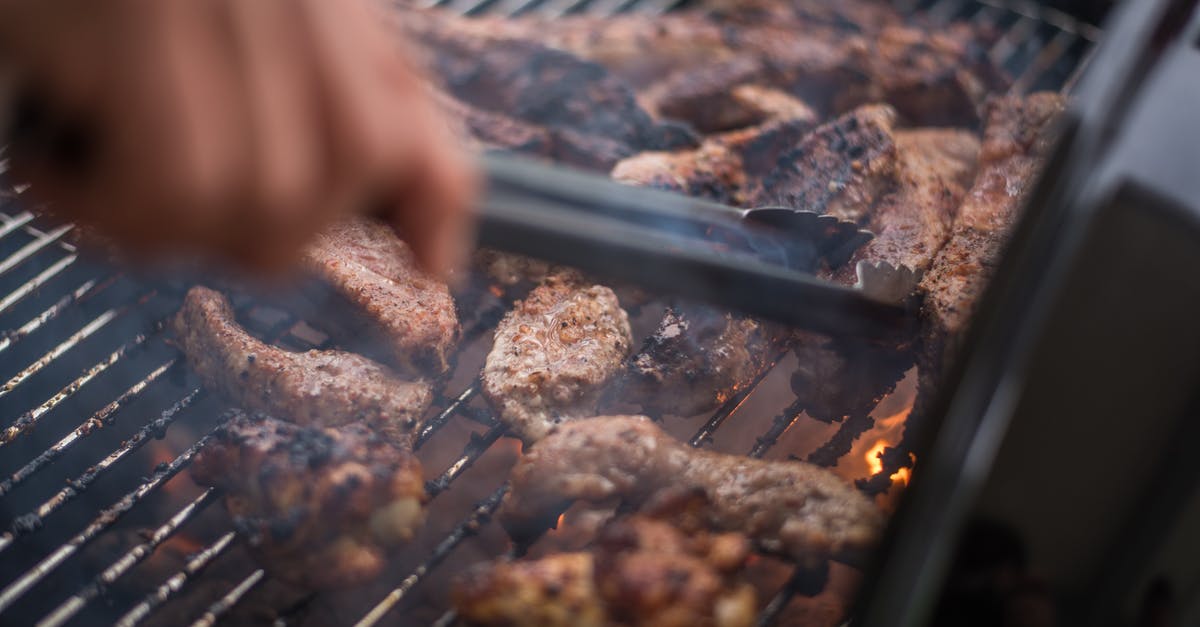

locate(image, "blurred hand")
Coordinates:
0 0 475 277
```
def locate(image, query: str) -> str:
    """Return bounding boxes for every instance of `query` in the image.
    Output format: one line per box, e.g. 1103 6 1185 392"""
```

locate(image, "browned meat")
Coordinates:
191 412 426 589
474 249 556 288
613 306 773 418
833 128 981 285
401 13 697 170
612 102 817 205
501 416 884 566
171 286 432 445
638 58 784 132
302 217 460 375
752 104 899 224
456 504 755 627
482 272 633 443
920 93 1065 362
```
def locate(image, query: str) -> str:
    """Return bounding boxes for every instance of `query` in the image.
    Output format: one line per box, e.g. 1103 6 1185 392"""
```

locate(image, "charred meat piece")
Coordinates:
832 128 981 286
501 416 884 566
171 286 432 445
456 502 756 627
920 93 1065 364
751 104 899 224
483 272 633 444
191 412 426 589
303 217 460 375
614 306 773 418
403 15 697 160
612 107 817 205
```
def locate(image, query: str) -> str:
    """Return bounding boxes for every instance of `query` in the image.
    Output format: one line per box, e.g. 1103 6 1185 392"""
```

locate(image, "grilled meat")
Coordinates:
637 59 813 133
456 497 756 627
752 104 898 224
171 286 432 445
612 104 817 205
833 128 981 285
302 217 460 375
483 272 633 444
474 249 556 288
613 306 773 418
190 412 426 589
403 14 697 170
920 93 1065 364
501 416 884 565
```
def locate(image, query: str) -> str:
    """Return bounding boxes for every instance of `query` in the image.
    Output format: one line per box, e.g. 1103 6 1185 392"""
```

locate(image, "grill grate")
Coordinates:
0 1 1097 625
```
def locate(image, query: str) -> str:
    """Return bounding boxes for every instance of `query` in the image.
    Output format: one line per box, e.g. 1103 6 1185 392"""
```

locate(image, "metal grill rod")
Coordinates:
0 384 201 553
0 274 118 356
0 429 219 615
0 254 79 318
0 224 72 277
0 211 35 240
0 289 155 405
186 568 266 627
1 304 163 447
36 488 221 627
115 530 240 627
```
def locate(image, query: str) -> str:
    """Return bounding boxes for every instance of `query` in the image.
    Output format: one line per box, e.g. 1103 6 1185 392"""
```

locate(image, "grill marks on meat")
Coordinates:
303 217 460 375
613 306 773 418
501 416 884 566
171 286 432 446
834 128 981 284
191 412 426 589
456 507 756 627
483 272 633 444
920 93 1065 361
753 104 898 224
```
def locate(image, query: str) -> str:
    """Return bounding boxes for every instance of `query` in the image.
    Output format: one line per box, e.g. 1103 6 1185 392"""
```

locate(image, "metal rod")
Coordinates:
688 347 788 447
755 563 831 627
1010 29 1076 94
806 412 877 467
187 569 266 627
426 422 507 497
0 254 78 317
0 223 72 277
354 484 510 627
748 398 806 459
0 274 117 355
416 380 481 449
0 358 185 502
114 531 240 627
0 290 155 405
1 314 161 446
0 384 201 554
0 211 35 240
0 428 219 615
36 488 221 627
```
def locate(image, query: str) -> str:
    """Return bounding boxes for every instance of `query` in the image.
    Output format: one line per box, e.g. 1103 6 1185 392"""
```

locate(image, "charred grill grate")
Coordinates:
0 1 1096 625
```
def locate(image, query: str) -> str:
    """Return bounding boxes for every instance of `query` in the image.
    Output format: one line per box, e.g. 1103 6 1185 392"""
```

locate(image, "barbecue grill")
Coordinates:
3 0 1195 625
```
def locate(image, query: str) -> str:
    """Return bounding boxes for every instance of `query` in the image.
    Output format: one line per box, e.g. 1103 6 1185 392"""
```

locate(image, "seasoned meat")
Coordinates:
833 128 981 285
611 106 817 205
638 58 780 132
613 306 773 418
501 416 884 566
171 286 432 445
456 506 755 627
920 93 1065 361
402 14 697 165
302 217 460 375
190 412 426 589
790 332 913 425
751 104 899 224
474 249 556 288
482 272 633 444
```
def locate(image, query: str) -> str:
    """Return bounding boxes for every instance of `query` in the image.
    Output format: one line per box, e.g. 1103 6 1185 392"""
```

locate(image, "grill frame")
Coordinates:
0 1 1101 625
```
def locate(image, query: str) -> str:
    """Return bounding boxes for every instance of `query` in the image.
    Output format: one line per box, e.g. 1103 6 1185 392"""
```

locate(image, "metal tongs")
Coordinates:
477 153 912 340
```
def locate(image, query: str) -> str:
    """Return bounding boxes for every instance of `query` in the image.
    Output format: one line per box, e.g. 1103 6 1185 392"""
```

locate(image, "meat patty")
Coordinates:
302 217 460 375
191 412 426 589
171 286 432 445
482 272 633 443
614 306 773 418
500 416 884 566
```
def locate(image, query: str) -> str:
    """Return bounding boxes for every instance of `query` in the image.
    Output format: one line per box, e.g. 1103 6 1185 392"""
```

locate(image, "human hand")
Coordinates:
0 0 475 277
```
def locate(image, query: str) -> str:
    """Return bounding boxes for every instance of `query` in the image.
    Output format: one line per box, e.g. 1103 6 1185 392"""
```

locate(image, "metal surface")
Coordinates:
0 0 1098 625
